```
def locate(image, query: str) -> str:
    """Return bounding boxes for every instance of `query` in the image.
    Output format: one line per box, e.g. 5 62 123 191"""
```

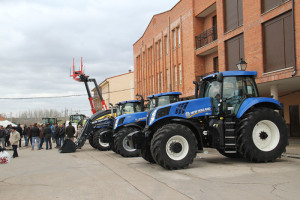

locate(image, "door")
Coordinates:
289 105 300 137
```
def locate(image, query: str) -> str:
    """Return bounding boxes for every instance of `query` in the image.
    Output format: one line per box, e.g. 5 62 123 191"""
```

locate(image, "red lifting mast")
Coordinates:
70 57 108 114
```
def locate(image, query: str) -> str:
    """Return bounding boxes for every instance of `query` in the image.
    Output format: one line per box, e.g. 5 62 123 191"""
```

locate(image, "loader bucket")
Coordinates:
59 139 76 153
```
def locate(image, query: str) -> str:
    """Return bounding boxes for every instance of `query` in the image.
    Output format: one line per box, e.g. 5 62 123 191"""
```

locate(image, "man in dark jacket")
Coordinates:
43 124 52 150
65 122 75 142
23 124 29 147
31 123 40 150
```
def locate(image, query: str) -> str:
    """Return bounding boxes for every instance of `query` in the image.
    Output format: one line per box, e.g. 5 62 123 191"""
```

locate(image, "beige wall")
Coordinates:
279 91 300 124
93 72 135 110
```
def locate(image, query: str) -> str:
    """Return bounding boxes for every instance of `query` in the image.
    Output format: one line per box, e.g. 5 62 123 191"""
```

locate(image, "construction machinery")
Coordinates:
101 92 181 157
70 58 110 149
127 68 288 169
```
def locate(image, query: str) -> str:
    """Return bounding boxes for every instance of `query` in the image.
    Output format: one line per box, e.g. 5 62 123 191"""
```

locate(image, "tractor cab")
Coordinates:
70 114 86 126
147 92 181 110
116 100 144 117
42 117 57 125
199 71 259 116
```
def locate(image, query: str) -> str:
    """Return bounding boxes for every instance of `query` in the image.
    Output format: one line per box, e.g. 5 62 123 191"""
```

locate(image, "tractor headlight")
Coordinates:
114 119 119 129
149 109 157 125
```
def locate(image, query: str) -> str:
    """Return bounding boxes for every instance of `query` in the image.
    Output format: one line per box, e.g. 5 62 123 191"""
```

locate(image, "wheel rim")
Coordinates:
252 120 280 152
122 137 136 152
99 139 109 148
166 135 189 160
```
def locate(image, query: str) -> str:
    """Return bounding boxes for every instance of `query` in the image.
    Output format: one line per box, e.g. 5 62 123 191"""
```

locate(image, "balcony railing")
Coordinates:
195 26 217 49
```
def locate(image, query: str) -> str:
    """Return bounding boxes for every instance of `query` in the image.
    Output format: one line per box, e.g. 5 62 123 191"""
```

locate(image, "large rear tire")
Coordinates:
151 124 197 170
141 143 155 163
89 132 97 149
237 108 288 162
93 128 111 151
114 127 140 157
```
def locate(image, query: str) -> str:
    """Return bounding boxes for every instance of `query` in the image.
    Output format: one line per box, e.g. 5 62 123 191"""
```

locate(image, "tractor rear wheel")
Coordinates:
237 108 288 162
114 127 140 157
151 124 197 170
141 143 155 163
93 128 111 151
89 132 97 149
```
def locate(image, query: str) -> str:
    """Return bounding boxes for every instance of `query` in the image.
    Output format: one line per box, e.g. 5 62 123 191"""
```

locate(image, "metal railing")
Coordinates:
195 26 217 49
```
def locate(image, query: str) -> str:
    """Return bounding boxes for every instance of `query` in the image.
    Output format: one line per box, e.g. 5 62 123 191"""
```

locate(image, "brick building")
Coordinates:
92 71 135 111
133 0 300 136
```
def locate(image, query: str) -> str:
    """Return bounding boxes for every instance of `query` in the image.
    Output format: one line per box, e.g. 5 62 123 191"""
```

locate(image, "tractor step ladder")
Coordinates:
224 120 237 153
75 119 92 149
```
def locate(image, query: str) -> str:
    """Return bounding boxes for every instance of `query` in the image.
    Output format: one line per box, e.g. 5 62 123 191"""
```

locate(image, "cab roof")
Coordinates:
147 92 182 99
203 71 257 80
116 100 142 105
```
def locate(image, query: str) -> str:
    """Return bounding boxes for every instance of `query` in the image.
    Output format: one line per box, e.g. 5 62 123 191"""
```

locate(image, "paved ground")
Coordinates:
1 140 300 200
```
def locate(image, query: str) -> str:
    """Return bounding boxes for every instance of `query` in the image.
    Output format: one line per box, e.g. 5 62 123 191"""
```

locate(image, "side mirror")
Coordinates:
217 73 223 82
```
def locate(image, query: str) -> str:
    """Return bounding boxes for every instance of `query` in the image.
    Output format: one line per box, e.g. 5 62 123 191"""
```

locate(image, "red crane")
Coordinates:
70 57 108 114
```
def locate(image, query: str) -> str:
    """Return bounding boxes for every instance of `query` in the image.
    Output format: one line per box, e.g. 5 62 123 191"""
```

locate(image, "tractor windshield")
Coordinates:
223 76 258 115
71 115 84 122
157 95 179 107
117 102 142 117
42 118 56 125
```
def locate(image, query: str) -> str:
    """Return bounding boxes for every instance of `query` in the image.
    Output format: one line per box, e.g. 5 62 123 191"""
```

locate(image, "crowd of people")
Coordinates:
0 122 82 158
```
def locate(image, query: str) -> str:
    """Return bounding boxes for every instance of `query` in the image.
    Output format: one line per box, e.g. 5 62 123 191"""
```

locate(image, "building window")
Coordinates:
157 74 160 92
179 64 182 85
167 69 170 89
225 34 244 71
174 65 177 86
213 57 219 72
159 40 162 58
156 42 159 60
224 0 243 32
262 0 288 13
178 27 181 47
173 29 176 49
152 75 155 93
160 72 163 91
164 35 168 55
263 11 295 73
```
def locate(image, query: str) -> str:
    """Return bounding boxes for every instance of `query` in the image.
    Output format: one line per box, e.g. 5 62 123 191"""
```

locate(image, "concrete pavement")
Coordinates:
1 141 300 200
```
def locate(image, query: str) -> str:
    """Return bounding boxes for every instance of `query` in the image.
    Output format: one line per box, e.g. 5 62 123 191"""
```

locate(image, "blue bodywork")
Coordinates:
114 112 147 130
149 97 212 125
237 97 281 118
147 92 182 98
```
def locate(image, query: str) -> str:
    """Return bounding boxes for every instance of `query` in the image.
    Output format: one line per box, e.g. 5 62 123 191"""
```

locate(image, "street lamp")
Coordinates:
236 58 247 71
136 93 143 101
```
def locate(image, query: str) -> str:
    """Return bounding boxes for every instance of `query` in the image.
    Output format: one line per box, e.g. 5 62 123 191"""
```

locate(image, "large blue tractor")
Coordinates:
101 92 181 157
91 100 144 151
128 71 288 170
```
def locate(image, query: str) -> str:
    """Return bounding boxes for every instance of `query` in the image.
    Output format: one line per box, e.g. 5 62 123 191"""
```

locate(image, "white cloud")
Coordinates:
0 0 180 117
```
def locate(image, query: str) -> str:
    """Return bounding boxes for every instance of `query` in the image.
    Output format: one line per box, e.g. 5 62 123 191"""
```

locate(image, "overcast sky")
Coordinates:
0 0 179 117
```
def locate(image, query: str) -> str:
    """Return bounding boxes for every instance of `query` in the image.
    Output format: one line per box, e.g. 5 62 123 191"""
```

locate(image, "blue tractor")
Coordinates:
91 100 144 151
127 71 288 170
101 92 181 157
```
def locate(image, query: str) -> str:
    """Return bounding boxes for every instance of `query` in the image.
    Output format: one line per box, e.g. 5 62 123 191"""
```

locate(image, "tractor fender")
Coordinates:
123 123 144 130
237 97 282 118
170 118 204 150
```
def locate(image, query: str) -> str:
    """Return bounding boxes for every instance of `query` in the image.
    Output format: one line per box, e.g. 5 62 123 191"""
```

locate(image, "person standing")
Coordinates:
28 125 32 146
23 124 29 147
39 124 45 149
31 123 40 150
65 122 75 142
0 126 6 149
43 124 52 150
5 125 11 147
58 124 65 148
10 127 20 158
16 124 23 147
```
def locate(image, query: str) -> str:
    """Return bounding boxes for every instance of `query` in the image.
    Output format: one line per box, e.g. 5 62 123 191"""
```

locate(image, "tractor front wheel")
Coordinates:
89 132 97 149
93 128 111 151
237 108 288 162
114 127 140 157
151 124 197 170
